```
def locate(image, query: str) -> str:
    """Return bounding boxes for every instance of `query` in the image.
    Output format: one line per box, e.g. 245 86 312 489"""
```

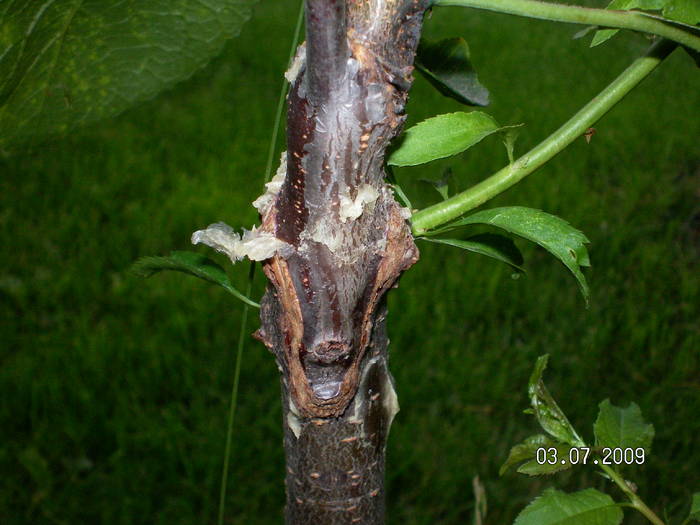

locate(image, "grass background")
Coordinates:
1 1 699 523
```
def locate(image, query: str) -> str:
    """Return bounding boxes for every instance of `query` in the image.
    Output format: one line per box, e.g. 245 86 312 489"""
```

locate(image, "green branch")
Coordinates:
432 0 700 53
410 39 676 236
599 464 666 525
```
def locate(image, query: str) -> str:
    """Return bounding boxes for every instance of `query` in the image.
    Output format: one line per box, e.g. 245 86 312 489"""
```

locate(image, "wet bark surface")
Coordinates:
254 1 429 522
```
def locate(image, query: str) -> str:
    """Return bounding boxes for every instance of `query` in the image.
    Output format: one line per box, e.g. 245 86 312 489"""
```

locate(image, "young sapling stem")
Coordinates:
432 0 700 53
599 463 666 525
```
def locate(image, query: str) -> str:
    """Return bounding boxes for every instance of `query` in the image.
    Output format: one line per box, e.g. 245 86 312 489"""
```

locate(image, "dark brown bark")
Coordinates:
254 1 429 522
261 296 397 523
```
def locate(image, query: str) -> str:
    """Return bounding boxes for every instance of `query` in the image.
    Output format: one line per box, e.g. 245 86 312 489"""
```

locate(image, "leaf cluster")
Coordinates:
501 355 698 525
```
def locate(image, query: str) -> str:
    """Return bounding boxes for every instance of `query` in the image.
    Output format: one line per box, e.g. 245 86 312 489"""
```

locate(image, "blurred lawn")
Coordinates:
1 1 699 524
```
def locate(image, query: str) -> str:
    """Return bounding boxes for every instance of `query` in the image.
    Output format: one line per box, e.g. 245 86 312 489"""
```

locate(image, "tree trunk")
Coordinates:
254 1 429 522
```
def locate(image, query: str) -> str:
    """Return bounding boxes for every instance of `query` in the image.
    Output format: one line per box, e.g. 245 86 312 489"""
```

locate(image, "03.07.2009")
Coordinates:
535 447 646 466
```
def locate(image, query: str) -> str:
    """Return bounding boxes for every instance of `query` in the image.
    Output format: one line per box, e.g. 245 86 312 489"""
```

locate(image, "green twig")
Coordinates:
221 281 260 308
217 262 255 525
599 464 666 525
217 3 305 522
263 0 305 182
391 183 414 209
432 0 700 53
410 39 676 236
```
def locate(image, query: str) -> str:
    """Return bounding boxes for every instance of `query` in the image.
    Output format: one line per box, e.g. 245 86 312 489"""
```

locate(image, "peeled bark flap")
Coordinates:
257 0 427 419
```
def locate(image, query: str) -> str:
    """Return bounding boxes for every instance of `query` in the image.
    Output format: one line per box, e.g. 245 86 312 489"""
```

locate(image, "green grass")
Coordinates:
1 1 699 524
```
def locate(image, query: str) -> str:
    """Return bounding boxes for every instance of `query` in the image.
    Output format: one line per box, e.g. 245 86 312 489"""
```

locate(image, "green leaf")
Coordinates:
574 26 598 40
663 0 700 25
527 355 585 447
501 434 553 475
590 29 619 48
0 0 257 150
387 111 501 167
680 47 698 68
423 234 525 271
689 493 700 521
635 0 668 8
513 488 623 525
132 251 259 308
517 445 574 476
590 0 666 47
420 167 454 200
590 0 700 49
433 207 591 303
593 399 655 452
436 184 450 200
415 37 490 106
591 0 636 48
516 458 569 477
502 126 521 165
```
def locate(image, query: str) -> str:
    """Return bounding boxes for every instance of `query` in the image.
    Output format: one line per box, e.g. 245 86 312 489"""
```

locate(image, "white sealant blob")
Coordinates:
287 411 302 439
191 223 291 263
286 399 302 438
339 183 379 223
284 43 306 84
383 373 400 431
253 151 287 214
306 224 342 253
